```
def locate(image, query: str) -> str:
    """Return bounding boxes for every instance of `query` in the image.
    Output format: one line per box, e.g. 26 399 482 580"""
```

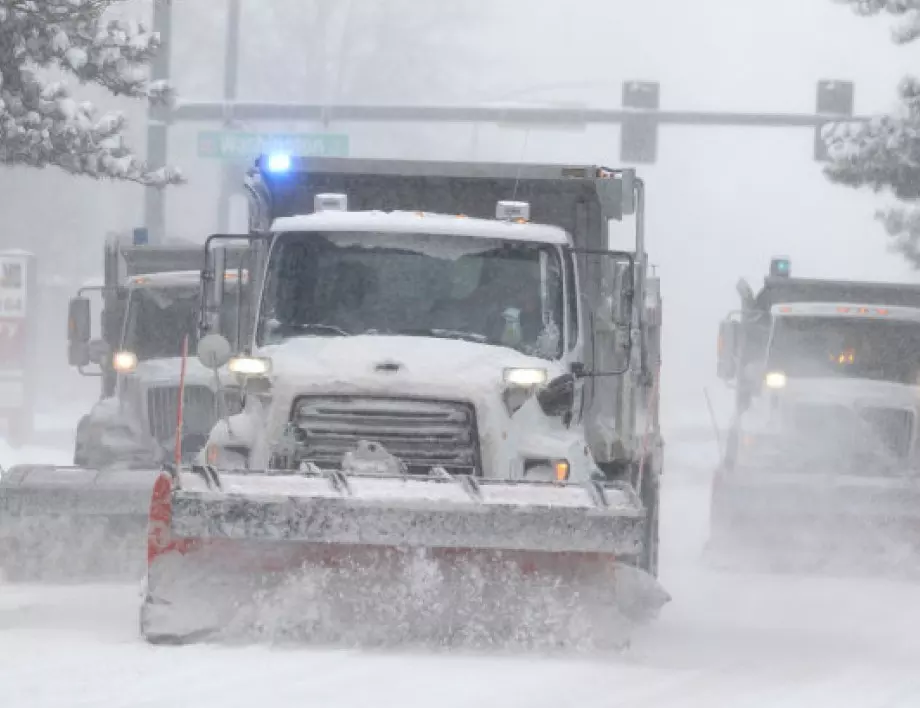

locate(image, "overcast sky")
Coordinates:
9 0 920 418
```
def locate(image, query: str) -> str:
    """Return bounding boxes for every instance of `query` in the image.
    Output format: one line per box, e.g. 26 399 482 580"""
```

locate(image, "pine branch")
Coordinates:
834 0 920 43
0 0 182 186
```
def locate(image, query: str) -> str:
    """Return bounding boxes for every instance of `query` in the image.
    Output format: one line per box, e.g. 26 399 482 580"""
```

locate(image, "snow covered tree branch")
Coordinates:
825 1 920 265
0 0 183 187
835 0 920 43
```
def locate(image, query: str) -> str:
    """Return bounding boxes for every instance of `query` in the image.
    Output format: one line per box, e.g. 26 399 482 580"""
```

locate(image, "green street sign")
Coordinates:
197 131 350 159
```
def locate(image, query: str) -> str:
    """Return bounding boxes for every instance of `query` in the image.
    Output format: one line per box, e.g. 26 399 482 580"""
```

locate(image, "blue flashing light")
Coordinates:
132 227 149 246
266 153 292 173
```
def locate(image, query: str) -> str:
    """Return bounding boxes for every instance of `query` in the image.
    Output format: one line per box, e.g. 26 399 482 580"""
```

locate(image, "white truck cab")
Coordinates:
194 155 662 575
718 258 920 475
207 205 598 481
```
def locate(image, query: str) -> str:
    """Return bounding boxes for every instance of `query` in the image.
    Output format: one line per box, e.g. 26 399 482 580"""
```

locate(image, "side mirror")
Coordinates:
537 373 575 417
203 247 227 334
68 296 91 345
68 342 89 368
717 319 741 380
198 333 233 370
67 296 92 368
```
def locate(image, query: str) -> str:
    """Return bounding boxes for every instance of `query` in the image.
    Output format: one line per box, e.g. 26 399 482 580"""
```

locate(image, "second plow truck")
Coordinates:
140 155 669 648
0 234 244 581
712 256 920 575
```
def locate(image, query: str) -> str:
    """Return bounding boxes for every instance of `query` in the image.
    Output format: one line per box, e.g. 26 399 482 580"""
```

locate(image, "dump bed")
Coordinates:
104 236 247 287
247 156 632 253
756 276 920 311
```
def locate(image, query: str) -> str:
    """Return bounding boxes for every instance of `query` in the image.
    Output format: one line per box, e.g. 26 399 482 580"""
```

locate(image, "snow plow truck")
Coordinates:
0 234 245 581
140 155 670 648
710 256 920 575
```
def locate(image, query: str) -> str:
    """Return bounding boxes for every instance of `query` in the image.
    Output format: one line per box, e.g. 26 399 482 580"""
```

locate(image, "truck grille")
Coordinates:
859 407 914 458
790 403 913 459
291 395 481 475
146 385 218 443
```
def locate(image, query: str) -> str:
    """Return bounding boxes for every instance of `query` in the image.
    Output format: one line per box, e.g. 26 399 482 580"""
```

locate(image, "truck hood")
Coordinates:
737 377 920 473
259 335 564 398
777 377 920 410
131 358 229 388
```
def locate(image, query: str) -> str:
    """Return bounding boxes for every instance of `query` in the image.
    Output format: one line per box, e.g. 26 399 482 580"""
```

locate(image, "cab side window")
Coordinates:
565 252 579 351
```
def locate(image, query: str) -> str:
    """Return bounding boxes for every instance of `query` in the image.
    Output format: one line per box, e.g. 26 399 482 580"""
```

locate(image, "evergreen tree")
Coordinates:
0 0 182 187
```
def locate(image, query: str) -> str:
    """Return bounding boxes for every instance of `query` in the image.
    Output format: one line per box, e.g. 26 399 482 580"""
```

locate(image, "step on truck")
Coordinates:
711 256 920 574
0 233 244 581
140 155 669 648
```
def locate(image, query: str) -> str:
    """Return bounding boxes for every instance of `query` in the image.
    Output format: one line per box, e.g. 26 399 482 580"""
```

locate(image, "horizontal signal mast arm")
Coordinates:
169 101 866 128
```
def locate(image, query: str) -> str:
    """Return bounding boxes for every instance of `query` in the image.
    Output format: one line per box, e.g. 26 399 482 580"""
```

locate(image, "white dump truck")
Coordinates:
140 155 668 647
712 256 920 573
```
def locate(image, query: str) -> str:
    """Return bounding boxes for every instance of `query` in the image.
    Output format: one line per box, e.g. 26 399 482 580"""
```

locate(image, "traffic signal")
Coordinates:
814 80 854 162
620 81 660 164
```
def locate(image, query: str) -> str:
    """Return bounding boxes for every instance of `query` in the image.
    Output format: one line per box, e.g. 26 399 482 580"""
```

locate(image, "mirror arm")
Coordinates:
577 366 630 378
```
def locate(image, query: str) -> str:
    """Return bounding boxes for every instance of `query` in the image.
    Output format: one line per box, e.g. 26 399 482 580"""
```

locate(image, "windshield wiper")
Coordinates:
394 328 488 344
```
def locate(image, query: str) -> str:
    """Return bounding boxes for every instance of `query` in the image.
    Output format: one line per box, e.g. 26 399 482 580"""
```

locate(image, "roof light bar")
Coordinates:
496 200 530 221
266 153 292 173
314 193 348 212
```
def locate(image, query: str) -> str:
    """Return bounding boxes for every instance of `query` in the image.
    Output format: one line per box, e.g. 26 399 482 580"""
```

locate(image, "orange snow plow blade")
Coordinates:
0 464 161 581
141 468 669 649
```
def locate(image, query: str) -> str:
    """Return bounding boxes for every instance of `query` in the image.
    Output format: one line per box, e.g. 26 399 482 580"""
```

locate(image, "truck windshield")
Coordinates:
123 286 238 361
767 315 920 385
258 231 566 359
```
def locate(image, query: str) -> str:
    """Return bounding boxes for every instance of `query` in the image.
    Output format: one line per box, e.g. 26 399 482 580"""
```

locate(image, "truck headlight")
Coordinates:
502 368 548 416
764 371 786 389
112 350 137 373
228 356 272 376
503 367 548 386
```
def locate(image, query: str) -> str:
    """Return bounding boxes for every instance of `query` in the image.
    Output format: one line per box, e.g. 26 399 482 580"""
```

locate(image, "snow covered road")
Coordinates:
3 437 920 707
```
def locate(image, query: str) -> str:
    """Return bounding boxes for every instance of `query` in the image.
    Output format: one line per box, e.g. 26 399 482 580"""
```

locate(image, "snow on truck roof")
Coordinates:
127 270 200 287
126 270 246 288
771 302 920 323
270 210 572 246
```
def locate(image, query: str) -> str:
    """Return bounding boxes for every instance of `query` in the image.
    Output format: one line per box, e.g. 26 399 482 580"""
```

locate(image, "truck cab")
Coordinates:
67 236 244 468
197 155 663 575
718 257 920 475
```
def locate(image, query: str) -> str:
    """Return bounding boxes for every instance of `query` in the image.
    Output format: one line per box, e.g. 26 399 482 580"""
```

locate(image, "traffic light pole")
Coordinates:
141 4 860 243
143 0 173 244
216 0 242 235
